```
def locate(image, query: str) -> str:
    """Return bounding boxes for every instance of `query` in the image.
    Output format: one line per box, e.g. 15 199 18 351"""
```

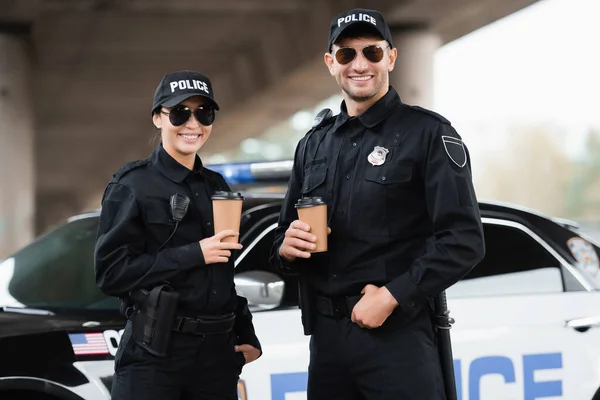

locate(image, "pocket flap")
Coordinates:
302 170 327 194
302 159 327 194
144 199 174 224
365 163 413 184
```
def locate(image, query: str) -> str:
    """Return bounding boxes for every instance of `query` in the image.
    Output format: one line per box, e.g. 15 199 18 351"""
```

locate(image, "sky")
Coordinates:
433 0 600 159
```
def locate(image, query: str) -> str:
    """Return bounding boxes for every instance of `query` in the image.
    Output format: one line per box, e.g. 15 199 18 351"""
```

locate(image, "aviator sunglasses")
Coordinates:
335 44 390 65
161 104 216 126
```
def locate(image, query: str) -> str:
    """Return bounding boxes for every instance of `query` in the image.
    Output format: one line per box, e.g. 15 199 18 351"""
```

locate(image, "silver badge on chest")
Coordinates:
367 146 389 166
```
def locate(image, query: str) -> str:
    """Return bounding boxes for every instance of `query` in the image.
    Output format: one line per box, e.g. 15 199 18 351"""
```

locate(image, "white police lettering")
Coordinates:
169 80 209 94
337 13 376 27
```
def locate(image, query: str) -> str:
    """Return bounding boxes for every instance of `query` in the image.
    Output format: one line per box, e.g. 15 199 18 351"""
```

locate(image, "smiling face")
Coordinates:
325 36 397 115
152 96 213 168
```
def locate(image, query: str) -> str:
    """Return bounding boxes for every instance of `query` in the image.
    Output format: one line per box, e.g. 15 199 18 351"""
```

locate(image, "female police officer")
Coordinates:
95 70 261 400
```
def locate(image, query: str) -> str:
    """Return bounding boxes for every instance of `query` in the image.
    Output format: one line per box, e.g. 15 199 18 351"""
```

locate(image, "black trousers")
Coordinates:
111 321 245 400
307 306 446 400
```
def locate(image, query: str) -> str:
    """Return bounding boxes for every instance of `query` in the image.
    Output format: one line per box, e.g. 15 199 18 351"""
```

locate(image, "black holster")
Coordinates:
129 284 179 357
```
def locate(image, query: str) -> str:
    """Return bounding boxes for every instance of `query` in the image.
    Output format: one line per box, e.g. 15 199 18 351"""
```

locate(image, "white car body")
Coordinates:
232 208 600 400
1 197 599 400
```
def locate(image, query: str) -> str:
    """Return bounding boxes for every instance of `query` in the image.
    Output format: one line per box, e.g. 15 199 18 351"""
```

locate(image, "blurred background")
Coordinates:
0 0 598 259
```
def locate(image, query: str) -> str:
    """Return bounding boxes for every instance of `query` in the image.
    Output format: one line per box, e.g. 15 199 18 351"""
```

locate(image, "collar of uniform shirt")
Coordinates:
152 143 206 183
332 85 401 131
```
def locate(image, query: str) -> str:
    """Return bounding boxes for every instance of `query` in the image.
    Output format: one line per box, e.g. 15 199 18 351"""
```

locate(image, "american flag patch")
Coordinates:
69 333 109 355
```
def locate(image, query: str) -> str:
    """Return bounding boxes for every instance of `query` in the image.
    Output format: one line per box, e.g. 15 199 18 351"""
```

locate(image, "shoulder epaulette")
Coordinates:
110 158 150 183
408 105 451 125
299 109 336 178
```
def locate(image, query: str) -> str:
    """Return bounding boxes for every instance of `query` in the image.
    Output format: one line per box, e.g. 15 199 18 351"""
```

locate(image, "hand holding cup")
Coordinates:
279 220 317 262
200 230 243 264
279 197 329 262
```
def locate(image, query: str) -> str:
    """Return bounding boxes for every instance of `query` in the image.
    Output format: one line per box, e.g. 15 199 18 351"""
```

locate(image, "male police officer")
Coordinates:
270 8 485 400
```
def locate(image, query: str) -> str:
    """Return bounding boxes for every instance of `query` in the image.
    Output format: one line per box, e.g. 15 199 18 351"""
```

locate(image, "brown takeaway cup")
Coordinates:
211 191 244 243
295 196 327 253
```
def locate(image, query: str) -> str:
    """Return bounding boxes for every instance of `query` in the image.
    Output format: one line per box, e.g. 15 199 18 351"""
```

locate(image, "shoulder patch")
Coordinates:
111 158 150 182
409 105 451 125
442 136 466 168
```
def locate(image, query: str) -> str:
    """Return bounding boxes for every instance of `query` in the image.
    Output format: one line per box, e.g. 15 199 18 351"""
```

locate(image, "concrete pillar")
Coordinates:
0 34 34 258
390 28 441 108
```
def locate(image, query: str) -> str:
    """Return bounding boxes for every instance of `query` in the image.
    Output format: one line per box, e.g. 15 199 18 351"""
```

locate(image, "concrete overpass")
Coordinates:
0 0 540 258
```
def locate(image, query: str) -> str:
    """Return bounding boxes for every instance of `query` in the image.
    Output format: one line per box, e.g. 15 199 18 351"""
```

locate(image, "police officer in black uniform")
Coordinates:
270 9 485 400
95 70 261 400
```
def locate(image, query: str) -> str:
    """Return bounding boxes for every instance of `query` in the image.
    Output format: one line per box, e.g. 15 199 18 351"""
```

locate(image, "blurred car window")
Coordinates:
448 222 563 298
0 217 111 310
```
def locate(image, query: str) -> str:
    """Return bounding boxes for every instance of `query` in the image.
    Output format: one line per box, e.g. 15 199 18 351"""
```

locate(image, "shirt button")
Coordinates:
206 222 212 227
194 193 199 197
393 139 398 144
395 133 400 137
332 274 337 279
409 301 415 307
352 142 357 147
212 290 217 295
346 175 351 180
338 209 344 215
381 176 387 181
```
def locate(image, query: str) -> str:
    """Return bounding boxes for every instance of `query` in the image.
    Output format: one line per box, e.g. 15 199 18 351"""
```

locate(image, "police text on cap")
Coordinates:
338 13 376 27
169 80 209 94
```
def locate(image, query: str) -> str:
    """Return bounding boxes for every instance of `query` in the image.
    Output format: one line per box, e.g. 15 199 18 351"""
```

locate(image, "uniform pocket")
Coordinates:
301 158 327 197
143 199 177 247
144 199 175 226
114 321 135 373
229 333 246 374
355 161 415 236
365 162 413 185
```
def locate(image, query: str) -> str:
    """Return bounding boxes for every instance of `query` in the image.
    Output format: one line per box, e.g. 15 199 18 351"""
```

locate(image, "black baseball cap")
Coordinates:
328 8 393 52
151 70 220 115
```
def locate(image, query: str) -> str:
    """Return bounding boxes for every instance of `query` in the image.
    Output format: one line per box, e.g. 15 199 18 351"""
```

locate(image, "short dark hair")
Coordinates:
332 24 385 51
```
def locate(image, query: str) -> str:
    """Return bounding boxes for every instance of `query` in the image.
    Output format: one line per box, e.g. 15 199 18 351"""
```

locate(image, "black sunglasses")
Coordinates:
161 104 216 126
334 45 390 65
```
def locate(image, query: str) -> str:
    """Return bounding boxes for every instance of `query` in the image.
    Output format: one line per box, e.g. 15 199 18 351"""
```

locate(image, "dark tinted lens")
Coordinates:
169 106 191 126
194 106 216 126
335 48 357 65
362 46 384 63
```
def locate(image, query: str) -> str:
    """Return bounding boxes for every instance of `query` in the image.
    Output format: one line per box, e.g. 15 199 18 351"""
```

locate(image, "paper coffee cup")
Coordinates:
295 196 327 252
211 191 244 243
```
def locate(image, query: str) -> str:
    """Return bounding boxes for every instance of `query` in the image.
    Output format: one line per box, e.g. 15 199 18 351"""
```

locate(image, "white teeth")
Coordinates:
181 135 199 140
351 76 372 81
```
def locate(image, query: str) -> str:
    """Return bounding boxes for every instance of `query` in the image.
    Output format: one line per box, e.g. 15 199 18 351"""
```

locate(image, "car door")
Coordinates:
447 218 600 400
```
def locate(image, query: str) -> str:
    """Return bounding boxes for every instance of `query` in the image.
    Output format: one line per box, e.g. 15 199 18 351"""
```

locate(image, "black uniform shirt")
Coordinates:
95 143 236 315
271 86 485 311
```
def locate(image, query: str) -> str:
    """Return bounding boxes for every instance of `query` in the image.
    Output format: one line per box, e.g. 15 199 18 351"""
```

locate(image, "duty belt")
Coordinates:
173 313 236 335
315 294 363 319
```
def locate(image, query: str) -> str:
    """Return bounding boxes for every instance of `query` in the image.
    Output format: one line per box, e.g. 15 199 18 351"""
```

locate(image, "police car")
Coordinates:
1 160 599 400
